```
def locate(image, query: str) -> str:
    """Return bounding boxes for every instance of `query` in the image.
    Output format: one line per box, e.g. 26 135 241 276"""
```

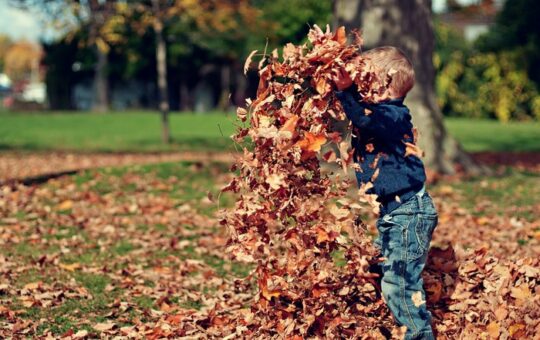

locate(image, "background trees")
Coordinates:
5 1 539 136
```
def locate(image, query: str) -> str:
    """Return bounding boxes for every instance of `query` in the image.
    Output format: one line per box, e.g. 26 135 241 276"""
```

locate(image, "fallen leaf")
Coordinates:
411 291 425 307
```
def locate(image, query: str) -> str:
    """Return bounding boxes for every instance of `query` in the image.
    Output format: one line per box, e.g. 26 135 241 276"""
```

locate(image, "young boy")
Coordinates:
333 46 439 340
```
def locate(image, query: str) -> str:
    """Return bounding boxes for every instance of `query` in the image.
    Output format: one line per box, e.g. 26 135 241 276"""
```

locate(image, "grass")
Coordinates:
0 161 249 336
432 167 540 221
444 117 540 152
0 111 539 153
0 111 238 153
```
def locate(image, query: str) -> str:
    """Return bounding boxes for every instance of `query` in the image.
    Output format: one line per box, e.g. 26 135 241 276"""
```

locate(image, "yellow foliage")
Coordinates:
4 41 42 82
437 49 540 121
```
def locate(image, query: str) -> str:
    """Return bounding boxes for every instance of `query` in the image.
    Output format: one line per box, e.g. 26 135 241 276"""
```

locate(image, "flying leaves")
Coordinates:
220 25 398 337
296 132 327 153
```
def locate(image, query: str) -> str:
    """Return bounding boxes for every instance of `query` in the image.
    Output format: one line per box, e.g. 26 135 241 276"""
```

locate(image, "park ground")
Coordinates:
0 112 539 337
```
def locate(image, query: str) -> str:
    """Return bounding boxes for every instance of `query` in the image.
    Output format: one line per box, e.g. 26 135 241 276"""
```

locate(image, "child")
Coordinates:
333 46 439 340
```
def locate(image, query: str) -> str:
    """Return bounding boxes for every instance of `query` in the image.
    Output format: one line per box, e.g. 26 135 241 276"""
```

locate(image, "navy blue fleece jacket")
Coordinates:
335 86 426 216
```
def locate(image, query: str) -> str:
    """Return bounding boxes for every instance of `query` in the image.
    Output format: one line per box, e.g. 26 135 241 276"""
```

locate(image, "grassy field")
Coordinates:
0 162 244 335
0 111 539 153
1 160 538 336
445 118 540 152
0 111 238 153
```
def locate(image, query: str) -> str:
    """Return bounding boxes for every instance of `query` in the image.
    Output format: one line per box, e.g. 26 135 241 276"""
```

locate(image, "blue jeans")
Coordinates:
374 187 438 340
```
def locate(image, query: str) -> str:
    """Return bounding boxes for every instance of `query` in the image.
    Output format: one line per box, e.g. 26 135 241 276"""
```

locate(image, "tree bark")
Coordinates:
93 45 109 112
218 63 231 111
88 0 112 113
179 74 192 111
333 0 483 175
233 60 247 107
152 0 171 144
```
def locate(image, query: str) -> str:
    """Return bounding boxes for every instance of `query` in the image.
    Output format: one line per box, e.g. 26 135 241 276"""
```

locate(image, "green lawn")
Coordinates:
0 111 538 153
445 117 540 152
0 111 237 153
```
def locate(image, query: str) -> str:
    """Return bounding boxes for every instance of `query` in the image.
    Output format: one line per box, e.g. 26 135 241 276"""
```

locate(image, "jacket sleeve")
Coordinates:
335 86 374 129
335 86 410 138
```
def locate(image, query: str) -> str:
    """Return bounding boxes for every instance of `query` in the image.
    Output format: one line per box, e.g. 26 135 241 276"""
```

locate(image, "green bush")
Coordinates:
435 22 540 122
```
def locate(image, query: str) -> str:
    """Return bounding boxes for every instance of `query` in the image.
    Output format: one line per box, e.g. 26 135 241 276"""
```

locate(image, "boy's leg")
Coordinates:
376 210 437 340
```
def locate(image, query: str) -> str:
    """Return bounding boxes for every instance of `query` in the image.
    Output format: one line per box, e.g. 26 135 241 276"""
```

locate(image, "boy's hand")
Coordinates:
332 67 353 91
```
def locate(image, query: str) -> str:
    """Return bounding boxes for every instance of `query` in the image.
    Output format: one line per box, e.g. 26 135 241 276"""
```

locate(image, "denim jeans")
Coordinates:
374 187 438 340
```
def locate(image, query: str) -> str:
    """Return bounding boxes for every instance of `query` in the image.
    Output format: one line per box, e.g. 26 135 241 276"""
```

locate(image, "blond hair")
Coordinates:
362 46 415 98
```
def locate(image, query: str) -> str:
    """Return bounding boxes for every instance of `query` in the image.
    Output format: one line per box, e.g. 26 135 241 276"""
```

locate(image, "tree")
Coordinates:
9 0 118 112
151 0 171 143
476 0 540 86
333 0 482 174
0 35 14 72
4 41 41 83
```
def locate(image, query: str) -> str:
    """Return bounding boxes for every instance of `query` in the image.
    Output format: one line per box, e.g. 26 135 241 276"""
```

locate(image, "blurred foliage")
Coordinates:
0 34 14 72
435 22 540 122
475 0 540 85
254 0 332 46
38 0 333 109
3 41 42 82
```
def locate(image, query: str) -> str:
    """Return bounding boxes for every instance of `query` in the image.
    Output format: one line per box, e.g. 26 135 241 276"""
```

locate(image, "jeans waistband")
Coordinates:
415 184 426 210
416 184 426 197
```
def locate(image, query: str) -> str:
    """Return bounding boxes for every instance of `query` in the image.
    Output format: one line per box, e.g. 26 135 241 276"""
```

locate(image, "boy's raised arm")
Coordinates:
335 85 374 129
335 86 409 138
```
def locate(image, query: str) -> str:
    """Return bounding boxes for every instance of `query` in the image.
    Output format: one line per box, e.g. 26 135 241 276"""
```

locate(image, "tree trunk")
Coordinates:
333 0 483 175
233 60 247 107
92 44 109 113
88 0 111 113
179 73 192 111
218 63 231 111
152 0 170 144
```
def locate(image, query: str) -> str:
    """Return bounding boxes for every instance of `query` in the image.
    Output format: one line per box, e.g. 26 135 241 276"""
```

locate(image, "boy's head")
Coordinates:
362 46 415 99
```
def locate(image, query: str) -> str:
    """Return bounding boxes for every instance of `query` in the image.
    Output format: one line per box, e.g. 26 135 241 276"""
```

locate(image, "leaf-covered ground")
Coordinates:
1 161 539 338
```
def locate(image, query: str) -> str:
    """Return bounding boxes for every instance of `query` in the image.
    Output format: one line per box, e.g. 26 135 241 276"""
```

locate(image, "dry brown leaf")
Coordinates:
244 50 258 75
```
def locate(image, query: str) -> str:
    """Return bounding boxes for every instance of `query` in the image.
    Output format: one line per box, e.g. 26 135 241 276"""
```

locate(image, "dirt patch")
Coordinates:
1 150 538 185
471 151 540 172
0 151 235 183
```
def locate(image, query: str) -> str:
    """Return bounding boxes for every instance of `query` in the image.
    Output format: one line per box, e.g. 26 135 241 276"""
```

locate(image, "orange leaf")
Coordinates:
312 286 329 298
315 77 330 95
333 26 347 45
59 262 81 272
261 285 280 300
511 284 532 305
508 323 525 337
404 142 424 158
370 168 380 182
486 322 500 338
56 199 73 211
426 280 442 303
279 115 300 135
315 226 331 244
296 132 326 153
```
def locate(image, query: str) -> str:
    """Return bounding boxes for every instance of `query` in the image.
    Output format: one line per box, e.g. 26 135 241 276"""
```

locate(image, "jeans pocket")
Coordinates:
376 217 405 250
407 214 438 261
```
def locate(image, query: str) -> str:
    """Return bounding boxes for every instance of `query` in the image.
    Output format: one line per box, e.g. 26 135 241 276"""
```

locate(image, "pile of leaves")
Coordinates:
422 246 539 338
220 25 540 338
